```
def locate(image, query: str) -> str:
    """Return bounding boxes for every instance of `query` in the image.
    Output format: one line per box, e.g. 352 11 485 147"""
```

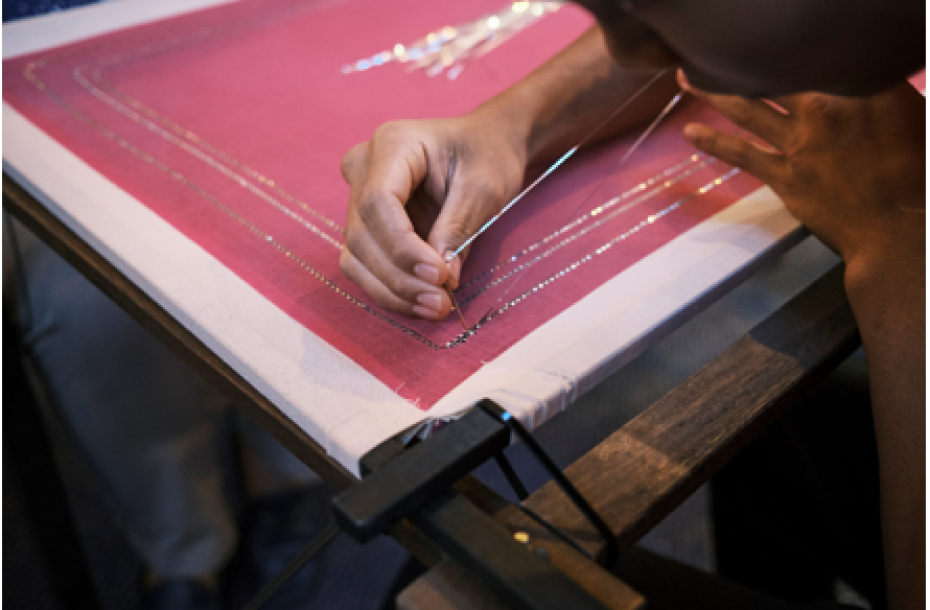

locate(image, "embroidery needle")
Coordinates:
445 70 672 264
443 284 469 332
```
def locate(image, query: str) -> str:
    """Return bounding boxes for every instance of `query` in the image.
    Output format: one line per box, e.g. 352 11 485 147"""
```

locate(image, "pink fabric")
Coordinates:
909 70 926 93
4 0 760 409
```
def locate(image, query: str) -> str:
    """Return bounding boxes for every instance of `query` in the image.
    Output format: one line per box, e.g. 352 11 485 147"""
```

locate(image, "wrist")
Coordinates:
842 212 924 308
465 100 533 169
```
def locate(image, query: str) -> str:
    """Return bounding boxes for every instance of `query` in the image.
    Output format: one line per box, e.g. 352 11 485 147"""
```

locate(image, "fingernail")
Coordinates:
443 251 462 284
413 263 439 284
412 305 439 319
417 292 442 312
683 123 702 141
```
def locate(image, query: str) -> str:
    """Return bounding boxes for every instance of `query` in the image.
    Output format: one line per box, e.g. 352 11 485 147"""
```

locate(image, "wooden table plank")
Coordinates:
3 172 357 491
400 263 860 608
398 559 513 610
523 264 860 560
397 476 645 610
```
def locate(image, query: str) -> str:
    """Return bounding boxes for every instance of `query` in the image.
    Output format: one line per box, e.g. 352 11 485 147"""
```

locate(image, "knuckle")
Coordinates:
372 120 412 144
726 98 754 123
804 94 842 126
355 191 383 225
343 227 367 257
789 156 816 187
385 273 407 298
386 234 418 267
340 143 366 183
474 180 510 209
726 143 750 168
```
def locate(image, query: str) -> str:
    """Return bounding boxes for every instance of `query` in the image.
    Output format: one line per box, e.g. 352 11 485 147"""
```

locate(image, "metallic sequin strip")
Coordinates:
342 2 562 80
87 68 344 236
459 165 737 306
54 1 344 239
71 67 344 251
72 29 714 314
88 52 708 306
73 15 701 309
459 153 713 292
469 167 743 323
25 51 738 350
26 60 472 349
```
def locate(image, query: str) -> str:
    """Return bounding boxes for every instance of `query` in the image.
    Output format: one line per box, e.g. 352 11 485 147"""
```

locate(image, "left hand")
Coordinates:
677 69 925 267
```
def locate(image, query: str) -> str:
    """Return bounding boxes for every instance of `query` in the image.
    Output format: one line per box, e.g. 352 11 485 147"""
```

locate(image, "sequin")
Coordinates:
341 2 562 78
458 154 714 294
24 29 739 350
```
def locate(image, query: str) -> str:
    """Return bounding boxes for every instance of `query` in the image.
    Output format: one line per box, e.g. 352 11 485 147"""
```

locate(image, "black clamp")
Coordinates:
333 399 617 566
248 401 619 610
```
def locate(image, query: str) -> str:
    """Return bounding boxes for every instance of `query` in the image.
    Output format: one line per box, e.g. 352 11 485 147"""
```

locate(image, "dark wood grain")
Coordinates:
398 559 513 610
6 167 860 609
523 263 860 560
400 264 859 608
2 172 357 491
397 477 644 610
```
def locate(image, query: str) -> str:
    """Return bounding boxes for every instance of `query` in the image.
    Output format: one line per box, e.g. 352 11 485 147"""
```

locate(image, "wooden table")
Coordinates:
1 2 862 606
397 263 859 609
5 170 860 609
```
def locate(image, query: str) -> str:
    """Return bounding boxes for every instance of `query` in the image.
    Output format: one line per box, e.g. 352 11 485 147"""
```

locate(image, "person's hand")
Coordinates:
678 70 925 270
340 114 526 320
681 72 927 610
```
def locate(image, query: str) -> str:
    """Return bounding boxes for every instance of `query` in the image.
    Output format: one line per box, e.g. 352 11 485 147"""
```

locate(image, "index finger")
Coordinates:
354 130 449 284
679 69 794 152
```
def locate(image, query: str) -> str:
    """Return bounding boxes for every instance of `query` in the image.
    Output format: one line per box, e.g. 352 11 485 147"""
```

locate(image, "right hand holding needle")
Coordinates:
339 116 526 321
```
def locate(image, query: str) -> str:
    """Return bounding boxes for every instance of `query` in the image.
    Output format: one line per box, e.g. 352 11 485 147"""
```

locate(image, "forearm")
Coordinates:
467 26 680 168
845 220 925 610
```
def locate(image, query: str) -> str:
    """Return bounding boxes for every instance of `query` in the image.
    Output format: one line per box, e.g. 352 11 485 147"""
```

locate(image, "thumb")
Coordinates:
427 212 472 291
427 180 510 290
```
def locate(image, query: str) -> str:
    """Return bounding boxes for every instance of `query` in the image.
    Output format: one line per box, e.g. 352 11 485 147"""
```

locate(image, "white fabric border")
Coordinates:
3 0 805 476
428 188 804 430
3 104 427 476
4 0 434 478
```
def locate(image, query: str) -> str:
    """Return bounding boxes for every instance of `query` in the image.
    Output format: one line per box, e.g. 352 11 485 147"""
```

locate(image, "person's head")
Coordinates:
575 0 924 97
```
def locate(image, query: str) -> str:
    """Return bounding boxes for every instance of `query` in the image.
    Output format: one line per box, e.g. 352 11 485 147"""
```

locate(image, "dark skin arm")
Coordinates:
341 21 925 609
678 73 925 610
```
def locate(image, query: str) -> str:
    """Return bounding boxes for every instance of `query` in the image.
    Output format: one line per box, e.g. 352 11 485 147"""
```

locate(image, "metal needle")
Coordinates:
445 70 672 264
443 284 469 332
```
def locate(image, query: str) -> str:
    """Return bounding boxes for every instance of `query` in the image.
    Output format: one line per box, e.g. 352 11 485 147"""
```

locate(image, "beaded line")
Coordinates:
24 59 470 349
72 12 696 300
471 167 742 325
459 153 714 292
23 49 739 350
82 52 705 298
72 66 343 251
459 158 716 305
85 53 727 319
49 0 345 238
342 1 562 80
86 67 344 235
459 164 738 306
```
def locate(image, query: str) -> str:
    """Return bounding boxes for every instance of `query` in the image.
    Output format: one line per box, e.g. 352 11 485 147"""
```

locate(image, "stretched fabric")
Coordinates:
3 0 761 410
